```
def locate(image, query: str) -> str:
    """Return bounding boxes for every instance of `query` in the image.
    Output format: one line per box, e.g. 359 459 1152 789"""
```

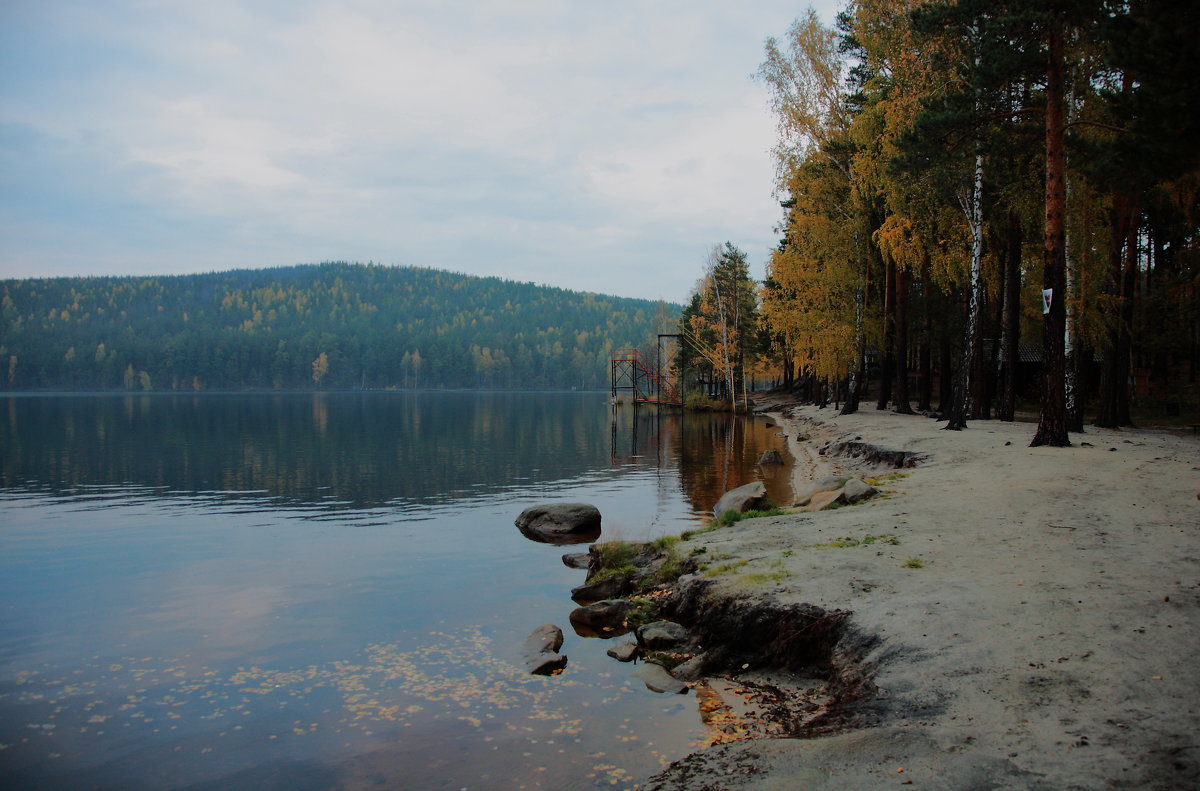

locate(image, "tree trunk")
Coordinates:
918 258 933 412
997 211 1021 421
894 265 913 414
938 325 953 414
1095 192 1135 428
1030 24 1070 447
877 255 895 410
944 148 986 431
840 279 866 415
1116 219 1137 425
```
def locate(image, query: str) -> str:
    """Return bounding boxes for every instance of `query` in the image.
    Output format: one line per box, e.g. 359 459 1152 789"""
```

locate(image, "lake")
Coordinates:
0 392 792 790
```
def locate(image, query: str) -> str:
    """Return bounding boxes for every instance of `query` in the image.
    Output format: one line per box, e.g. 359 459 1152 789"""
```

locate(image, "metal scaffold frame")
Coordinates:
610 335 682 406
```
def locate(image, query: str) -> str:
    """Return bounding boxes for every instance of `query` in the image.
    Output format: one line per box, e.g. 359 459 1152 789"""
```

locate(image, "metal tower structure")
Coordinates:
610 335 682 406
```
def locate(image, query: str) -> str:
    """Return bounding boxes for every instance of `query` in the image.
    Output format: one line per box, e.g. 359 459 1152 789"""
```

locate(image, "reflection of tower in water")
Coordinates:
609 404 793 518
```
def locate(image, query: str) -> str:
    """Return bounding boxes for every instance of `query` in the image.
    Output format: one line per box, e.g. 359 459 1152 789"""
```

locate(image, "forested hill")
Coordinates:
0 263 679 391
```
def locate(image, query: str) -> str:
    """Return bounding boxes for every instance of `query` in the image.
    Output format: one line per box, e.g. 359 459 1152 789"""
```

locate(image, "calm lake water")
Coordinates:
0 392 791 790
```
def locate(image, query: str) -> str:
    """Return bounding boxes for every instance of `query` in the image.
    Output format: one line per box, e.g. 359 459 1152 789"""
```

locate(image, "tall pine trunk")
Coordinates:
997 211 1022 421
877 255 895 410
1095 190 1136 428
840 250 868 415
918 257 933 412
1031 24 1070 447
894 265 913 414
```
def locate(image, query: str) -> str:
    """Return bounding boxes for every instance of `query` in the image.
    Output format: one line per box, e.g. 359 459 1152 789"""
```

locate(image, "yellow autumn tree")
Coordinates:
311 352 329 386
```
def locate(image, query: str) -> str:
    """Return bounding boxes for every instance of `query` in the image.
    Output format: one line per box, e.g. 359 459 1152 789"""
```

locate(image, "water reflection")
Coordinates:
610 404 792 514
2 394 791 518
0 393 793 790
0 393 618 509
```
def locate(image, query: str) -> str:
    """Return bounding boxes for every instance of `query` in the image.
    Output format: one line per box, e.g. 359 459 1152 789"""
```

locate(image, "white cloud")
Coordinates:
0 0 845 299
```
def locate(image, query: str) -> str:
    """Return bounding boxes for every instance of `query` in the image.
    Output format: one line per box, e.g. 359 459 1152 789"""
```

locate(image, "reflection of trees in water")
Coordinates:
0 393 615 508
609 405 792 516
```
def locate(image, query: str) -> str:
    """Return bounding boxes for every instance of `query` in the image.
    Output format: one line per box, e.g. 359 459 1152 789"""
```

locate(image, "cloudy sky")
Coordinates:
1 1 841 302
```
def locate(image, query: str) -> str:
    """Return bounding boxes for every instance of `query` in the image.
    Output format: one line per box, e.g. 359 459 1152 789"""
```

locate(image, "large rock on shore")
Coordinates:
794 476 878 511
794 476 851 506
712 482 768 519
516 503 602 544
522 624 568 675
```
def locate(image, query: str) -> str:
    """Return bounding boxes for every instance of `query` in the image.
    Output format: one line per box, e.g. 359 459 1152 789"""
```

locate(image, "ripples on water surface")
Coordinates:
0 392 791 790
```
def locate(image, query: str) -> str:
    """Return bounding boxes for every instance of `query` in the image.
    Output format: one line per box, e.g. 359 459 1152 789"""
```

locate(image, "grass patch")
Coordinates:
806 533 901 549
588 540 637 582
864 471 910 486
625 596 661 628
739 570 790 585
713 505 789 527
902 557 924 569
684 392 724 411
638 554 687 590
701 559 749 577
649 534 681 552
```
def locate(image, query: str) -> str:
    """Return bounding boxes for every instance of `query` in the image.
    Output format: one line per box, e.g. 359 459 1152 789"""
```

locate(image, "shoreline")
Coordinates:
641 399 1200 790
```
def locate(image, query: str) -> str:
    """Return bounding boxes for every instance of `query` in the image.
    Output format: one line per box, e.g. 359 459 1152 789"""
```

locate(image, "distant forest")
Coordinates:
0 263 678 391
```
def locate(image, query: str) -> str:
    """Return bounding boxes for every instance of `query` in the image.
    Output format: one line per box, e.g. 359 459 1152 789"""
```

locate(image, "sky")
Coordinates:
1 1 843 302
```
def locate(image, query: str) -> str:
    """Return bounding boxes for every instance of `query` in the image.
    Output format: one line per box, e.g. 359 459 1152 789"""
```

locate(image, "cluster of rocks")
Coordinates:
710 475 883 518
514 501 704 691
512 477 874 698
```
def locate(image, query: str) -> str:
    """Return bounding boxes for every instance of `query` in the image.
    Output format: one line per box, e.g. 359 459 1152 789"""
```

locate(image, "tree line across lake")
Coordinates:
1 263 678 392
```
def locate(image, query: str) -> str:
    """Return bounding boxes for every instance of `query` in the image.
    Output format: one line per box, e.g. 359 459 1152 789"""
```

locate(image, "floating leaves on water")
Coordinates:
5 625 703 788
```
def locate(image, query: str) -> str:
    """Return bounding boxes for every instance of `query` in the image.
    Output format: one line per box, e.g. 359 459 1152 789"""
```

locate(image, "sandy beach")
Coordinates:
645 401 1200 790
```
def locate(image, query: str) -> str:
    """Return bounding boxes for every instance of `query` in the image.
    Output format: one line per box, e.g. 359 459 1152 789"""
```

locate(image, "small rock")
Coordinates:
636 620 690 650
571 576 628 604
528 652 568 675
522 624 568 675
607 642 639 662
841 478 878 504
561 552 590 569
633 663 688 694
671 654 706 681
758 449 784 465
525 623 564 654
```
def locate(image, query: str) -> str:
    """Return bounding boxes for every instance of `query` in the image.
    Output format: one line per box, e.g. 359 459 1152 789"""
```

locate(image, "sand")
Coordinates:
645 401 1200 791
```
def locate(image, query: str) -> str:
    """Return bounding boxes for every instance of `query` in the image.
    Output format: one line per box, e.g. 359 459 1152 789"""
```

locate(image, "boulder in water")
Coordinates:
516 503 601 544
523 624 568 675
568 599 636 637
